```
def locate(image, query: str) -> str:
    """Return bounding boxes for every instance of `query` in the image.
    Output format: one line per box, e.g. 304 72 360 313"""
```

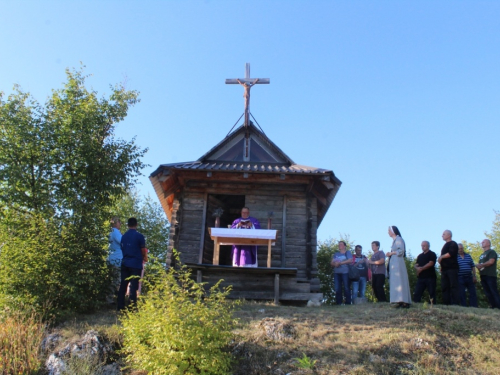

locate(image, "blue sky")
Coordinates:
1 1 499 257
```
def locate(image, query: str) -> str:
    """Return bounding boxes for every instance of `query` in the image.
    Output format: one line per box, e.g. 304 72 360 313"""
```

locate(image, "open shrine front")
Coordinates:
202 193 284 268
171 184 325 304
202 194 245 266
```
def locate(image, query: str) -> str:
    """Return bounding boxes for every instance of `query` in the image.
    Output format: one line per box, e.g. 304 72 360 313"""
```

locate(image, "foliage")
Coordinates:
0 211 113 319
0 308 45 375
120 252 238 375
294 353 317 370
111 189 170 266
0 66 146 317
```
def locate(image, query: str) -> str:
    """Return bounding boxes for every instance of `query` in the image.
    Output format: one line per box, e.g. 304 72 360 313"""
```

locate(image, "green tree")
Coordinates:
0 67 147 317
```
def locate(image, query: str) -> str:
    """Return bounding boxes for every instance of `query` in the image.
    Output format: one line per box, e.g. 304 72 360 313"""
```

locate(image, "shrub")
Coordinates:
0 211 113 320
0 308 45 374
120 253 238 375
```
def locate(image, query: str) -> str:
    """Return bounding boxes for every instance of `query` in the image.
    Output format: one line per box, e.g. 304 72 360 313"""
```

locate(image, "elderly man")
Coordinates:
438 230 459 305
231 207 261 267
475 239 500 309
414 241 437 304
457 243 478 307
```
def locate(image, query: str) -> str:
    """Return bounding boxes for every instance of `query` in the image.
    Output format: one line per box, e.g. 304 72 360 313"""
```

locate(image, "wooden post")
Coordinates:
281 195 287 267
267 211 273 267
198 193 208 264
274 273 280 304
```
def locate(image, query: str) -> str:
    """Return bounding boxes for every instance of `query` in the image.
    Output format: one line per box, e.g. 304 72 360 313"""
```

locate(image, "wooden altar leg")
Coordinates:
213 237 220 265
267 239 272 268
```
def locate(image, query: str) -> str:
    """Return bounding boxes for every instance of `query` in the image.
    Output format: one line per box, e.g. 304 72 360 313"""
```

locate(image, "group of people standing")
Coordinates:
331 226 500 309
414 231 500 308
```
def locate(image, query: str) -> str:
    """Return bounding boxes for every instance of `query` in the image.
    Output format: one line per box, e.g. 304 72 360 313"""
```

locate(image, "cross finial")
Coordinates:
226 63 270 128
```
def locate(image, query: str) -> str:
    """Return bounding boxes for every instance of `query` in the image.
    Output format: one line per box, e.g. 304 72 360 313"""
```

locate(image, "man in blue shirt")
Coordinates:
107 216 122 304
118 217 147 311
457 243 478 307
107 216 123 266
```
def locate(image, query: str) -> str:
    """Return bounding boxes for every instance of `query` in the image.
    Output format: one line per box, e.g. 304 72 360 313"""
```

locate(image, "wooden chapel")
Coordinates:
149 65 342 303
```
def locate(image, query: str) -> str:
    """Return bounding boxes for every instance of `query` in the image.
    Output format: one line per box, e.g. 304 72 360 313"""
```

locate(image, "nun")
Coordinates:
386 226 412 308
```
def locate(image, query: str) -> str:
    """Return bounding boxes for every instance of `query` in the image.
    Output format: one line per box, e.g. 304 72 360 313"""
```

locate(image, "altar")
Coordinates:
208 228 277 267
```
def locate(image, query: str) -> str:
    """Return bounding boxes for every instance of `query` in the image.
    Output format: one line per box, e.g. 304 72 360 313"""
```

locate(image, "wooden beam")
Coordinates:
161 174 182 197
305 195 313 280
311 187 327 206
198 193 208 263
170 170 314 185
274 273 279 304
281 195 287 267
225 78 270 84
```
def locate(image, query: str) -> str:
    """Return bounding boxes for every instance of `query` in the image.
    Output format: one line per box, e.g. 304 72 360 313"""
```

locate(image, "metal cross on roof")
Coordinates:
226 63 270 128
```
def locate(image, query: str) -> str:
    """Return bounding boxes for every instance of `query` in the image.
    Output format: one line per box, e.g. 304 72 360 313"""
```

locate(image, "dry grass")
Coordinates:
0 310 45 375
46 302 500 375
231 301 500 375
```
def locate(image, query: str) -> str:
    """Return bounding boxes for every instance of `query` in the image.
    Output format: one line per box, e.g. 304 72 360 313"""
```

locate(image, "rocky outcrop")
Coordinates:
43 330 120 375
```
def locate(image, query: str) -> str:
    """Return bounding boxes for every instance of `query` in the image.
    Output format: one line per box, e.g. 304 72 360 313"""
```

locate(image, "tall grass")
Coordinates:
0 310 45 375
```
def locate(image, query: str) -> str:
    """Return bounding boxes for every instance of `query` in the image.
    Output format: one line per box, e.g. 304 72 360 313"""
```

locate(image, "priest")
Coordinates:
231 207 261 267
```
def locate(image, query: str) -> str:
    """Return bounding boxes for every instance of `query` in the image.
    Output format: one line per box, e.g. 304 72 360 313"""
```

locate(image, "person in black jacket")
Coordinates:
438 230 459 305
414 241 437 304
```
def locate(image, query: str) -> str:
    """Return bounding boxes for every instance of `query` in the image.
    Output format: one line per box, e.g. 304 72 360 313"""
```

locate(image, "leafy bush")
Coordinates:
0 211 113 320
0 308 45 374
120 253 238 375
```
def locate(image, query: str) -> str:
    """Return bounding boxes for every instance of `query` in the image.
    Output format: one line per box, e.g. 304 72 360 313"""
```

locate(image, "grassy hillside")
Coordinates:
49 301 500 375
232 302 500 374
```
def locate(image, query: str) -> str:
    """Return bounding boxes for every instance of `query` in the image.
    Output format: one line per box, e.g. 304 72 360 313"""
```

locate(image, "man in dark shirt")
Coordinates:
413 241 437 303
117 217 147 311
475 239 500 309
438 229 459 305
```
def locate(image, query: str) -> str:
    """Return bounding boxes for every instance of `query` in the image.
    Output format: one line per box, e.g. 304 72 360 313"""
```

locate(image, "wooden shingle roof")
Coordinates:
150 122 341 225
